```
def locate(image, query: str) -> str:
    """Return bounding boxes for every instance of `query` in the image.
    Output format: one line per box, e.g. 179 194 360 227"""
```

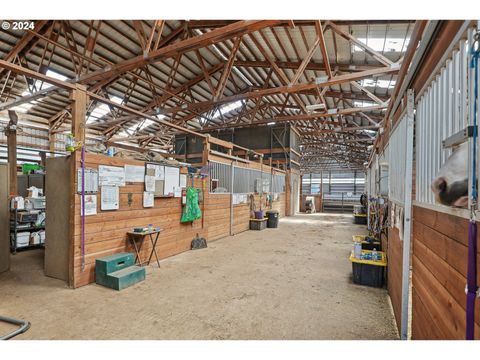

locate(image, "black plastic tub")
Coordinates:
353 214 367 224
266 210 279 228
349 250 386 288
250 218 267 230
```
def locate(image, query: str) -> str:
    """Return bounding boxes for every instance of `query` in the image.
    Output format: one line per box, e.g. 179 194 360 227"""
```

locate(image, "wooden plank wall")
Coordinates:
386 224 403 334
412 205 480 339
71 152 287 288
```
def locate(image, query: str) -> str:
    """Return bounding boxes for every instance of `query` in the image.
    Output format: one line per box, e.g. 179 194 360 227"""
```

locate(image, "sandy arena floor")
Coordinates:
0 213 398 340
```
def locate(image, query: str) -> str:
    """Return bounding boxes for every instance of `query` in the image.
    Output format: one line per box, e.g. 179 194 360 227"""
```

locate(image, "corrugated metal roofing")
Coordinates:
0 20 414 168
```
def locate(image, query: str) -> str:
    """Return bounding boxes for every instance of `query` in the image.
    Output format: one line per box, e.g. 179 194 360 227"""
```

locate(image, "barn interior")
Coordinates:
0 7 479 351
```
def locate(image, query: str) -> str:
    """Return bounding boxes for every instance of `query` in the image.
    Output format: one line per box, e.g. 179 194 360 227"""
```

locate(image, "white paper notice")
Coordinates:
143 192 154 207
179 174 187 188
124 165 145 183
77 168 99 193
99 165 125 186
101 186 119 210
164 166 180 195
146 164 164 180
173 186 182 198
80 194 97 216
145 175 155 192
156 165 165 180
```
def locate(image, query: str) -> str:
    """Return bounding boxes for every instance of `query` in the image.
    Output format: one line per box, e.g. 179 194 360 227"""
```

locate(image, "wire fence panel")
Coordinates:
209 161 283 195
209 161 232 193
272 173 286 193
233 166 251 194
302 171 364 196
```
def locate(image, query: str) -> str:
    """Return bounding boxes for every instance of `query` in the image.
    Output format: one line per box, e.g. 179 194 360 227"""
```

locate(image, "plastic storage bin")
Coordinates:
266 210 279 228
352 235 381 251
250 218 267 230
349 250 386 287
353 214 367 224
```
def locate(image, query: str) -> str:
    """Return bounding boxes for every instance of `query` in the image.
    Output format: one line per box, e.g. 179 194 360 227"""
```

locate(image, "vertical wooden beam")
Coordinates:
202 137 211 166
6 127 17 195
49 131 56 153
70 84 87 145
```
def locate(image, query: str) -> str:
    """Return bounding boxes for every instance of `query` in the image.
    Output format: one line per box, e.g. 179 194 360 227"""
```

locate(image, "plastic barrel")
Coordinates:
266 210 279 228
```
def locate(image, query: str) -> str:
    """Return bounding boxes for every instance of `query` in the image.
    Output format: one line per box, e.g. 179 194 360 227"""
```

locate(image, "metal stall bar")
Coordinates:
401 89 415 340
230 162 234 235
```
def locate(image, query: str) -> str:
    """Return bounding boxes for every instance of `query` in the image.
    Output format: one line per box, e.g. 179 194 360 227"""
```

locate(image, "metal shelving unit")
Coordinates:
9 208 45 254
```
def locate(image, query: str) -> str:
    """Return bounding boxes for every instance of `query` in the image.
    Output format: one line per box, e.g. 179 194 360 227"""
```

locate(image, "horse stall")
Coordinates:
368 20 480 339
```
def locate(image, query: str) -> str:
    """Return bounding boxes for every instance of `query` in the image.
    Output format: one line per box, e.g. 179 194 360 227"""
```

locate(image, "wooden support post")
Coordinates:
6 127 17 195
49 131 56 153
70 84 88 145
202 137 211 166
299 174 303 199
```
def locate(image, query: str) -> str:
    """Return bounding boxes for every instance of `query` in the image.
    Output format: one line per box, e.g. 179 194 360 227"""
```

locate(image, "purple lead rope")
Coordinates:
466 36 479 340
81 146 86 271
466 221 477 340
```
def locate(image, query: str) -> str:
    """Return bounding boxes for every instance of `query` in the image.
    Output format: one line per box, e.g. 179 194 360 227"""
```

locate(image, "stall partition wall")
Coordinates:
382 111 410 336
44 156 72 281
206 157 287 240
412 25 480 339
46 152 287 288
0 165 9 273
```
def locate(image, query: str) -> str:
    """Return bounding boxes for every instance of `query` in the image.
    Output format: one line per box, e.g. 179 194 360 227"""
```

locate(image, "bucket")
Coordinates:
254 210 264 219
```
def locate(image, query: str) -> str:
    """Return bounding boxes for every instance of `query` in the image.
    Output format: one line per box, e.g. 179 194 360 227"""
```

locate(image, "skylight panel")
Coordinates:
353 100 376 108
360 79 396 89
31 69 69 91
211 100 243 119
13 70 68 112
46 69 68 81
118 115 164 138
110 96 123 104
353 38 409 53
87 96 124 124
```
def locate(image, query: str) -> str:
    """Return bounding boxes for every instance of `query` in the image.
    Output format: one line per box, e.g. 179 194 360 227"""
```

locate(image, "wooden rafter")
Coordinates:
290 38 320 85
326 21 393 66
155 66 398 115
214 36 242 101
315 20 332 78
80 20 282 85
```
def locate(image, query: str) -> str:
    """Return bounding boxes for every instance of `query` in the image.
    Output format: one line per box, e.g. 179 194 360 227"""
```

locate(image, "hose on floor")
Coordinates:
0 315 30 340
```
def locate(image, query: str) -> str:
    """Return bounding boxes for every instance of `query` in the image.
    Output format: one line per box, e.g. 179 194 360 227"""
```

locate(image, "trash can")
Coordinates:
266 210 279 228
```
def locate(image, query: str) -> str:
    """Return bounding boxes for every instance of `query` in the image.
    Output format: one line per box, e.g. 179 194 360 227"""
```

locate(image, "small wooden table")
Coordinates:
127 229 162 268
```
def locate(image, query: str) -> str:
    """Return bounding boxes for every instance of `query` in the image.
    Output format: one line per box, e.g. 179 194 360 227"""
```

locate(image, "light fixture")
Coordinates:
306 103 326 111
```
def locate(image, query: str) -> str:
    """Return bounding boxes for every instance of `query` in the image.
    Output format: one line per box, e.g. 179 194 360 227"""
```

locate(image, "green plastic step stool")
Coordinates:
95 252 146 290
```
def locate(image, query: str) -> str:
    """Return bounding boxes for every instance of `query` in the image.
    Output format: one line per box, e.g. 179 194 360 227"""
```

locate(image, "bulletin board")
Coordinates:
145 163 180 197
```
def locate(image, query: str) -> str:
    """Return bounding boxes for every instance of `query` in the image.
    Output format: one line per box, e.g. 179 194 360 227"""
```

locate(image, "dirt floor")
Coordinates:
0 213 399 340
